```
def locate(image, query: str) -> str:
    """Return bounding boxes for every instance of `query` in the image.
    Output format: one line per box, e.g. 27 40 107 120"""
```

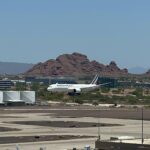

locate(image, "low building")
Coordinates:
95 139 150 150
98 77 117 88
0 80 14 90
25 76 77 85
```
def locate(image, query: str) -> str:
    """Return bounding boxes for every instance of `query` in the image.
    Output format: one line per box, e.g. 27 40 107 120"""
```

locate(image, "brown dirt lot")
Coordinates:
0 135 94 144
0 127 21 132
8 121 121 128
0 106 150 120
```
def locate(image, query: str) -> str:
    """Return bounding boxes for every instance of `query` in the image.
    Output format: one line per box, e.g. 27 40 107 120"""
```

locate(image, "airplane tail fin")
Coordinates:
90 74 99 85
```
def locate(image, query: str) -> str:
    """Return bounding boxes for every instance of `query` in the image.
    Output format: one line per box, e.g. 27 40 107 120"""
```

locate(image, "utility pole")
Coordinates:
142 107 144 144
98 117 101 141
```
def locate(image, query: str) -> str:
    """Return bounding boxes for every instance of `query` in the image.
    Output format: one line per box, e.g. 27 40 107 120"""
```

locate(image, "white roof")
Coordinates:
110 136 135 140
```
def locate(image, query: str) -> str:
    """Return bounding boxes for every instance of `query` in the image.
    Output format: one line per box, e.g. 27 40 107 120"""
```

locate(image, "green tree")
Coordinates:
15 82 26 91
31 83 40 91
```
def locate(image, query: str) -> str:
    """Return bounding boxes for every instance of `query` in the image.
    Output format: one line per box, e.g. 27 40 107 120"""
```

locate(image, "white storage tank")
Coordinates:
20 91 35 104
84 145 90 150
3 91 20 102
0 91 3 104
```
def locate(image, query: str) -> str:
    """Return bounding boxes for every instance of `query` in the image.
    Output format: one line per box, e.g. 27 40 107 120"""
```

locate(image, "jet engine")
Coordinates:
73 88 81 93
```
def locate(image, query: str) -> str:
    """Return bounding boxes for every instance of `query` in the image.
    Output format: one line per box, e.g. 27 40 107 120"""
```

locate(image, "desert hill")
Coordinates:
25 52 128 77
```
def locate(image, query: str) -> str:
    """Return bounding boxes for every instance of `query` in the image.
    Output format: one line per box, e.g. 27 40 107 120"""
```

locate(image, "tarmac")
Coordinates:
0 106 149 149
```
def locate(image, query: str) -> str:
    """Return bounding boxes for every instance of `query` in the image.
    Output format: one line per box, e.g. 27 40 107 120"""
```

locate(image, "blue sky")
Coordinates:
0 0 150 69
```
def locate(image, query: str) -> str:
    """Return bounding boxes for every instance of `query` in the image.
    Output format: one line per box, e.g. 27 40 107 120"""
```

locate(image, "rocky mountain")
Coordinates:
0 62 34 75
25 52 128 77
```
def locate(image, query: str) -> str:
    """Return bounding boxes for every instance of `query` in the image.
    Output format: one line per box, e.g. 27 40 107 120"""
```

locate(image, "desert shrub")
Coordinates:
92 100 99 106
101 87 110 93
132 88 143 98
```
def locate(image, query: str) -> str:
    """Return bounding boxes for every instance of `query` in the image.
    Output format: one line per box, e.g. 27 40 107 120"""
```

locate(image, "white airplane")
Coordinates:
47 75 109 94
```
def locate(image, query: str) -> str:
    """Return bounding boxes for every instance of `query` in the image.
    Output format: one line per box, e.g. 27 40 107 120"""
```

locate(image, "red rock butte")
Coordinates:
25 52 128 77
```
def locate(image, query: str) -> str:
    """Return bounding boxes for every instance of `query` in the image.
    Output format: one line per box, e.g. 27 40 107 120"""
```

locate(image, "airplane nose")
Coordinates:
47 87 51 91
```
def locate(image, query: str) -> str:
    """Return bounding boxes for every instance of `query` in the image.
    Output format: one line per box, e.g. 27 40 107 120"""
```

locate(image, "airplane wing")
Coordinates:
98 82 111 86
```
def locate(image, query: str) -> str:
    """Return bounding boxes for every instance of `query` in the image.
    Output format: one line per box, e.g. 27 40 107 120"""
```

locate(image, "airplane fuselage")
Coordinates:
47 75 109 94
47 83 99 93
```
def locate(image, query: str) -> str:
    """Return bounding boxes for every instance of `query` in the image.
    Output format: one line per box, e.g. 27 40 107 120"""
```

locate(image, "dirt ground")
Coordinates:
0 105 149 120
0 135 93 144
8 121 120 128
0 127 20 132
